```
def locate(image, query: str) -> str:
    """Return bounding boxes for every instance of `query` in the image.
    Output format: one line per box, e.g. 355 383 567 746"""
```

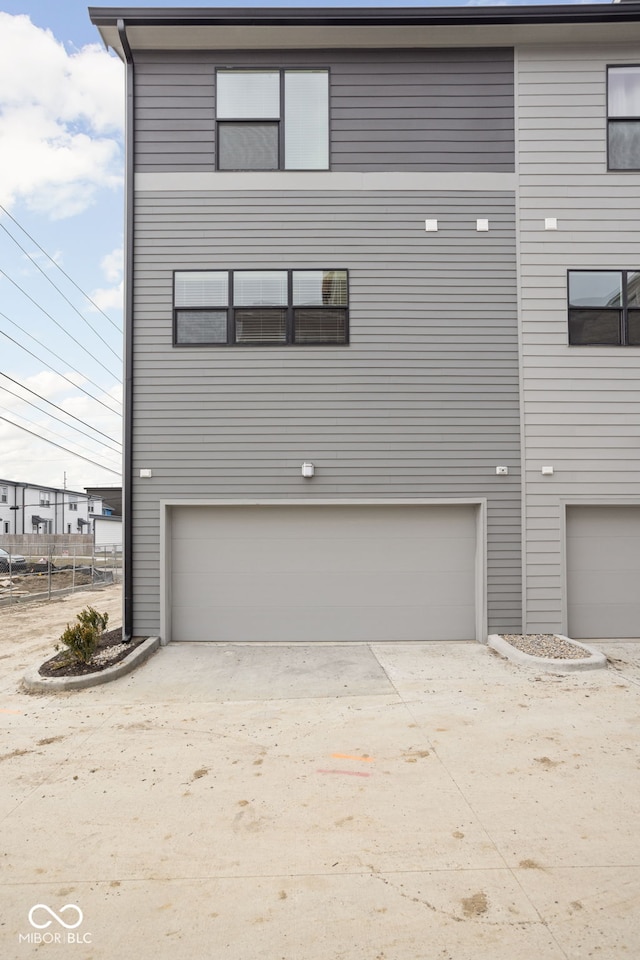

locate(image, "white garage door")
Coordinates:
169 504 477 642
567 505 640 639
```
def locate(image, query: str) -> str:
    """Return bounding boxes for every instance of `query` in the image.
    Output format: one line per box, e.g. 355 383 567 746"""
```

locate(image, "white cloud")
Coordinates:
91 280 124 312
23 370 88 398
90 246 124 311
101 247 124 284
0 13 124 219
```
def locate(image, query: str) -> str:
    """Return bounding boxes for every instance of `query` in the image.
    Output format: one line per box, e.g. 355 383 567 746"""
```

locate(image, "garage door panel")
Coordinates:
171 535 476 575
567 506 640 639
172 505 475 542
172 569 475 609
173 600 476 643
170 504 477 642
568 569 639 605
567 602 640 640
568 506 640 539
567 537 640 572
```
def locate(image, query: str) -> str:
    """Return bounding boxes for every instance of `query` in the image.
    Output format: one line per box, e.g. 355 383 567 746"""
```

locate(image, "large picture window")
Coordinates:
174 269 348 346
216 68 329 171
608 65 640 170
568 270 640 345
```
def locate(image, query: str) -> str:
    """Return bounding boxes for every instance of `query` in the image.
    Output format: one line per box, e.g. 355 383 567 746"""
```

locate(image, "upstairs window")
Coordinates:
216 69 329 170
568 270 640 345
0 486 7 503
39 491 51 507
608 65 640 170
174 269 348 346
68 496 78 512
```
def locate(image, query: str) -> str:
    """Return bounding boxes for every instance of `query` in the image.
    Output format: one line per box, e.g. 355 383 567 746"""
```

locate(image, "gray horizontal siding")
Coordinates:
134 48 514 173
130 189 520 636
517 43 640 633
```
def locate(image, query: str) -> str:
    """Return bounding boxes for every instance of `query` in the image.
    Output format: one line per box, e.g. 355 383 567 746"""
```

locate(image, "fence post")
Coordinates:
47 545 52 600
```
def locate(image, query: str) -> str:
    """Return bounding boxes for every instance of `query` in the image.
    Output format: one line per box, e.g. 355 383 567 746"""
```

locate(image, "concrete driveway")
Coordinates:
1 597 639 959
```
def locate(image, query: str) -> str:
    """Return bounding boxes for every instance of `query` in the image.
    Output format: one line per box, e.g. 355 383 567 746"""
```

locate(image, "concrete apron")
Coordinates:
2 639 640 960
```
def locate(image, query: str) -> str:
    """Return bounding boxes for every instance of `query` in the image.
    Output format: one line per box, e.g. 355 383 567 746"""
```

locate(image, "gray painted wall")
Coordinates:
516 43 640 633
131 189 521 636
134 48 514 173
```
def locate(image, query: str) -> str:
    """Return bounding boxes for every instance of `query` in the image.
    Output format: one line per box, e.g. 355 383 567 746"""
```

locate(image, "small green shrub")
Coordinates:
55 607 109 665
76 607 109 634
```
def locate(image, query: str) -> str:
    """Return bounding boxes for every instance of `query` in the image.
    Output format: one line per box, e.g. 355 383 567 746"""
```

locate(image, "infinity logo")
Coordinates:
28 904 84 930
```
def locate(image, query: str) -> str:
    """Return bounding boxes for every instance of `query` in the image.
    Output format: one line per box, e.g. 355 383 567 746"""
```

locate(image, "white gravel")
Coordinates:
92 642 130 666
501 634 590 660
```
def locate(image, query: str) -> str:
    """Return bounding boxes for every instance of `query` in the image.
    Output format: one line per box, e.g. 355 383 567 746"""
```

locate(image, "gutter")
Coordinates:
118 18 134 643
90 3 640 28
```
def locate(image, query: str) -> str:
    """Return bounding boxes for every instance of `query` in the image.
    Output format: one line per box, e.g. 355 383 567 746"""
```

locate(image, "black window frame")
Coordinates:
173 268 350 347
607 64 640 172
567 269 640 346
214 66 330 172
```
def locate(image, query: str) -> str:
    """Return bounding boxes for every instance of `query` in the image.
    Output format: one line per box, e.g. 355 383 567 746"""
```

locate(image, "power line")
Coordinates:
0 219 124 344
2 405 122 471
0 415 122 477
0 308 121 400
0 378 121 453
0 268 121 376
0 326 122 416
0 203 122 334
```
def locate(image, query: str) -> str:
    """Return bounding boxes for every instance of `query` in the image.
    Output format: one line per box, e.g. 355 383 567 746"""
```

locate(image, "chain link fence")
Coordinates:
0 543 122 606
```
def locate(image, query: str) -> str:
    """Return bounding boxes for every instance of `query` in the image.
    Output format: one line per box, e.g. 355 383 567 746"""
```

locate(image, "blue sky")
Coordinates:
0 0 586 491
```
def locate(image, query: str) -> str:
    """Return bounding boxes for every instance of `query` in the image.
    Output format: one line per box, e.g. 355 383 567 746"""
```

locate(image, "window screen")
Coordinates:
218 123 279 171
176 310 228 344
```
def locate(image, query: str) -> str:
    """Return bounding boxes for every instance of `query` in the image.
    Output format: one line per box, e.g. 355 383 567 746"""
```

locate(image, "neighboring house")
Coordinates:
0 480 103 536
85 485 123 517
90 2 640 644
94 515 123 551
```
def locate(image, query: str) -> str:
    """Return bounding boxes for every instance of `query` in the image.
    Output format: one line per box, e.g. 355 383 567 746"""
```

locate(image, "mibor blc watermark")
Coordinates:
18 904 92 945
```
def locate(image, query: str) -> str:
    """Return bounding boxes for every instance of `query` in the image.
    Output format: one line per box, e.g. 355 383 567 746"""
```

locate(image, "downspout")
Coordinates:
118 19 134 641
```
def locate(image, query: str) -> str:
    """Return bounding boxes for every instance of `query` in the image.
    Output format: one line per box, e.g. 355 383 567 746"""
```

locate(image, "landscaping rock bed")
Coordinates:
488 633 607 672
38 628 146 678
501 633 590 659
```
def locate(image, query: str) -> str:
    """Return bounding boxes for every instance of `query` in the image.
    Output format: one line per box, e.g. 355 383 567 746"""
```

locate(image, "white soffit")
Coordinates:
97 21 640 59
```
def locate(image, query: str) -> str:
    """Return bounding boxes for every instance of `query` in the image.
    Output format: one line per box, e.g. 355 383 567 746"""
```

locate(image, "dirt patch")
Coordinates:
0 748 32 762
0 584 122 653
38 628 146 678
0 568 100 600
534 756 560 769
461 892 488 917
